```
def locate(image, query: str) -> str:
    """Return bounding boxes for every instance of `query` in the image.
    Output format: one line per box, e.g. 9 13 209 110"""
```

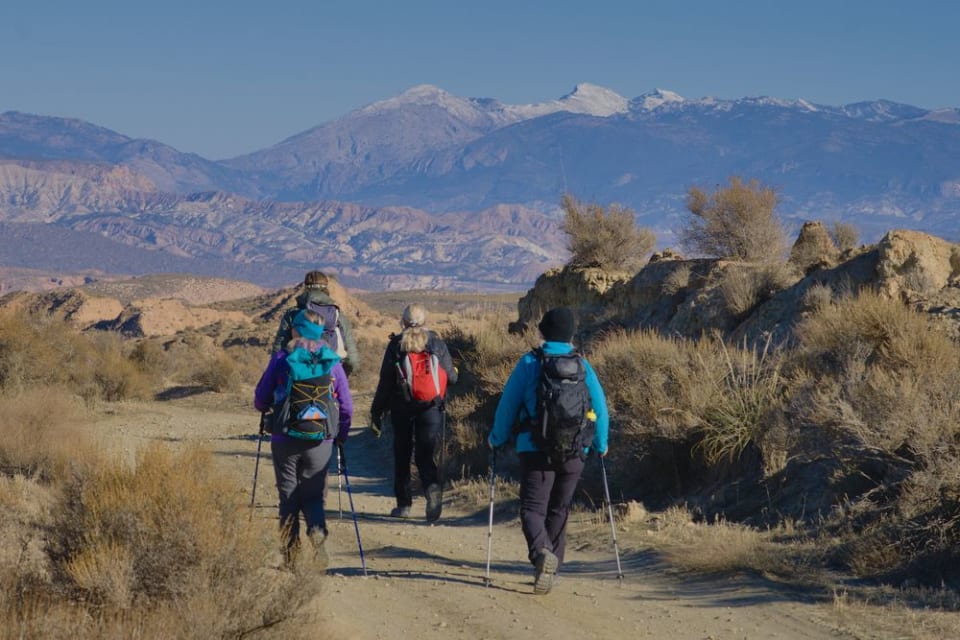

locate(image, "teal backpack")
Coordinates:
272 342 341 440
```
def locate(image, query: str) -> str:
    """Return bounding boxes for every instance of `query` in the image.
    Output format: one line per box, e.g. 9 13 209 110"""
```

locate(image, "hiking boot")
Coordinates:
390 505 412 518
533 548 558 595
308 529 328 568
425 483 443 522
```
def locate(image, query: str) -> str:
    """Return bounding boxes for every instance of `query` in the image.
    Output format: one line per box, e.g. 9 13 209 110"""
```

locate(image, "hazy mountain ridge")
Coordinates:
0 160 562 289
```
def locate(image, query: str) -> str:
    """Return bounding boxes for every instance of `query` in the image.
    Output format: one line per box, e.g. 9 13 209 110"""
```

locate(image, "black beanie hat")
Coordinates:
538 307 576 342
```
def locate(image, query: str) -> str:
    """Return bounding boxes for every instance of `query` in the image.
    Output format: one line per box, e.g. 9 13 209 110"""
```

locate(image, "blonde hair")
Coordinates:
400 304 429 353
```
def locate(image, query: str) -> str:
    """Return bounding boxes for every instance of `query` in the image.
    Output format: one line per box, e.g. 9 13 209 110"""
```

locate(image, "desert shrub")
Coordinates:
187 352 240 392
0 389 101 481
0 313 153 403
37 443 316 635
791 289 960 454
1 422 316 637
442 319 533 477
78 334 154 403
720 263 798 318
786 290 960 578
681 176 786 261
560 194 656 272
128 339 166 374
830 221 860 251
590 329 718 442
661 263 692 295
696 339 784 465
800 281 834 313
588 329 787 501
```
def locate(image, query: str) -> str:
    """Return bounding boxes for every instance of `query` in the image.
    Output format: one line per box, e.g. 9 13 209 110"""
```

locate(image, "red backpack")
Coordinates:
397 351 448 406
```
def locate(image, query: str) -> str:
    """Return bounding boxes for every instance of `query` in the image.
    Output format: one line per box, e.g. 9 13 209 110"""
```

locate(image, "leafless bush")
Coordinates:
681 176 786 261
829 221 860 251
561 194 656 272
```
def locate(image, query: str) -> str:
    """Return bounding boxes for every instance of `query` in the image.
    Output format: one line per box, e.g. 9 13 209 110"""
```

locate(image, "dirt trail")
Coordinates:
95 394 890 640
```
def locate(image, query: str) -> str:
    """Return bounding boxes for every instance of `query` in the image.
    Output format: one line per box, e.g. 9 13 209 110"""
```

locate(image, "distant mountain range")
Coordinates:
1 83 958 289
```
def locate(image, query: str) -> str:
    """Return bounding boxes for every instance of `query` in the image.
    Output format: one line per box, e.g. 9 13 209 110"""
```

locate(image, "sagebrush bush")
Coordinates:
590 329 717 441
0 312 154 402
720 262 799 318
681 176 786 261
0 389 101 481
1 408 318 637
661 263 693 295
786 289 960 577
561 194 656 272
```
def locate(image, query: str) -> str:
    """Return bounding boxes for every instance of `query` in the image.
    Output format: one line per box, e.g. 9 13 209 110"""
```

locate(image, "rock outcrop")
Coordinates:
0 289 124 329
514 229 960 346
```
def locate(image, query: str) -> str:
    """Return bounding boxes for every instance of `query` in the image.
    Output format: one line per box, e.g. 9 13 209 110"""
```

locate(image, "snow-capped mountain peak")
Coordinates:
558 83 630 115
633 88 686 111
355 84 497 125
503 83 629 120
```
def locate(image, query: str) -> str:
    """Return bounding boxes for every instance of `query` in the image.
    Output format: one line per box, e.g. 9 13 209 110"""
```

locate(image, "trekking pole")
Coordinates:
484 449 497 587
338 444 368 576
439 405 447 501
249 413 267 520
337 446 343 520
599 455 625 584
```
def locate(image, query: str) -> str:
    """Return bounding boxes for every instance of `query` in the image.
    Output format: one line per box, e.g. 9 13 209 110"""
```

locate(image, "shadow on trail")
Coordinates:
155 385 208 400
621 549 832 608
329 544 531 594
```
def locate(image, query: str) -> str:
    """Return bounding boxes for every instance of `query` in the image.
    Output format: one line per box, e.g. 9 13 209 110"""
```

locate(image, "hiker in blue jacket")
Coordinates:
488 307 609 595
255 308 354 566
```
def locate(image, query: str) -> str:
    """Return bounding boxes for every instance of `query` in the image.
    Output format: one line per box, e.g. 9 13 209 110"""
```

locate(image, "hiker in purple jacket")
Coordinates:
255 309 353 565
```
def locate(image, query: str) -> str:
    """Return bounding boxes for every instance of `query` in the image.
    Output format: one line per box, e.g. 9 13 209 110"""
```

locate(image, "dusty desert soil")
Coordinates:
88 390 927 640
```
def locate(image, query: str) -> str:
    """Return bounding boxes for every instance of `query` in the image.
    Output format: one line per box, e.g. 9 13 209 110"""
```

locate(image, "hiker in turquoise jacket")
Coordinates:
488 307 609 595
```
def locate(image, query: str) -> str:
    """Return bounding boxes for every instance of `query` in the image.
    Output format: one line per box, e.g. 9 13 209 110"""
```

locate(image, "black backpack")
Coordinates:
527 347 594 461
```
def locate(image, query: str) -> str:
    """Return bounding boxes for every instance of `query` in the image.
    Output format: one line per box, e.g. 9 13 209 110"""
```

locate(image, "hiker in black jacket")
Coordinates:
271 270 360 376
370 304 457 522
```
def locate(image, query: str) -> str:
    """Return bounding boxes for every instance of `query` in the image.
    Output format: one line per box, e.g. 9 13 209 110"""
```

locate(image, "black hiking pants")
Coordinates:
392 405 442 507
518 452 585 571
272 437 333 550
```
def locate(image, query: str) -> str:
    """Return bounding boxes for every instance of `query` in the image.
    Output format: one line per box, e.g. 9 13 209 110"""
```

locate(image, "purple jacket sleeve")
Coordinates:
332 362 353 440
254 352 286 412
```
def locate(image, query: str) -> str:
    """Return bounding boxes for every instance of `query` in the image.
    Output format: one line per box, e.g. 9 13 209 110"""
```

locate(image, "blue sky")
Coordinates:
2 0 958 159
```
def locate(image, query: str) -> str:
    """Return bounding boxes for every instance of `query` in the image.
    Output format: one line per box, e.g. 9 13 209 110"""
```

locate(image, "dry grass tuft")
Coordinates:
630 506 819 580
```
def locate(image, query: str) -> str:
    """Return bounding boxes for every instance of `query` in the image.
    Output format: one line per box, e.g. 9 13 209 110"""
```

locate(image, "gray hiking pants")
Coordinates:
271 437 333 550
